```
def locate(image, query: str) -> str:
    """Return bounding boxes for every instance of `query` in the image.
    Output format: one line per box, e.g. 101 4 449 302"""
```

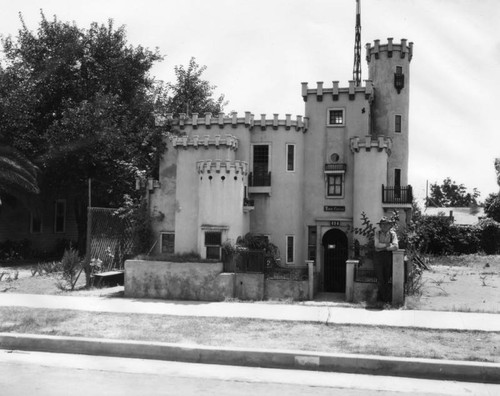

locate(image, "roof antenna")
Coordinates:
353 0 362 86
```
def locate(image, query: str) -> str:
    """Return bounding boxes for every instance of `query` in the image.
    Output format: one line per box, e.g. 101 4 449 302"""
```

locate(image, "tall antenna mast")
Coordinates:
353 0 362 86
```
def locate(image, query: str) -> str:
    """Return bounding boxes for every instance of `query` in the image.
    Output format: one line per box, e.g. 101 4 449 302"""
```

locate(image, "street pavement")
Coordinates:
0 292 499 384
0 292 499 331
1 350 498 395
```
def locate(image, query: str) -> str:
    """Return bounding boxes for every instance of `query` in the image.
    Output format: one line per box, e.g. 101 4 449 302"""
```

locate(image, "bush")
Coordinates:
61 248 82 290
479 219 500 254
0 239 32 261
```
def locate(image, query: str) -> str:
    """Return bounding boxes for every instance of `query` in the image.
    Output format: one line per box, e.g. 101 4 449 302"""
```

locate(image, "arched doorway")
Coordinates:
322 229 348 292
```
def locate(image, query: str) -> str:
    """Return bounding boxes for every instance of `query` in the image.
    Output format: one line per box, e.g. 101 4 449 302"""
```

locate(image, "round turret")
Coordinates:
366 38 413 187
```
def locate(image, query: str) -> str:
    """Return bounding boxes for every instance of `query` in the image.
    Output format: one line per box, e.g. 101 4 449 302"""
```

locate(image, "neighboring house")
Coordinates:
149 38 414 294
0 192 79 258
423 207 485 226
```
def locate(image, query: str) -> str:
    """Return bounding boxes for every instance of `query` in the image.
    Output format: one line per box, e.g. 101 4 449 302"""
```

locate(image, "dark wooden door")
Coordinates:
323 229 348 292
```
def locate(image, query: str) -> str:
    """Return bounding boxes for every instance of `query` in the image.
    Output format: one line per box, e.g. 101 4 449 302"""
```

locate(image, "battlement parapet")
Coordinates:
365 38 413 62
196 159 249 176
158 112 308 133
301 80 374 102
172 134 239 150
350 135 392 155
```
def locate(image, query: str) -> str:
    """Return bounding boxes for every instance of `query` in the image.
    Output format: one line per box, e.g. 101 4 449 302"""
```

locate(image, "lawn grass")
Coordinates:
0 306 499 363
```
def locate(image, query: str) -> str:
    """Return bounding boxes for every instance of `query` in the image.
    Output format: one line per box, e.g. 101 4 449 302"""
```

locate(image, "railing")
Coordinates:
324 163 347 172
382 184 413 204
249 172 271 187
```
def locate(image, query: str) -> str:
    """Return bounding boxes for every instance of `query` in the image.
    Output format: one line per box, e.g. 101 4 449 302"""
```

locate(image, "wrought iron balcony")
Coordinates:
382 184 413 204
249 171 271 187
324 163 347 173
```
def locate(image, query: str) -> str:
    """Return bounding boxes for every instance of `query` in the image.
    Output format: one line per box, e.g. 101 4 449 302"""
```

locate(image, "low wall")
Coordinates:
125 259 311 302
265 279 309 301
125 260 234 301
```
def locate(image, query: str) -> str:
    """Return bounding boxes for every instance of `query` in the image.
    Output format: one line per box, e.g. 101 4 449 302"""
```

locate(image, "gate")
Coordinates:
87 207 136 272
322 229 348 292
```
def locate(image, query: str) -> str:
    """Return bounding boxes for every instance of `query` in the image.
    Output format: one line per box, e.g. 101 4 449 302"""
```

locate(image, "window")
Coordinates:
307 226 317 261
30 213 42 234
327 174 343 197
395 168 401 199
205 231 222 260
54 199 66 233
396 66 403 75
327 109 344 126
286 144 295 172
395 115 402 133
251 144 271 186
161 232 175 254
286 235 295 264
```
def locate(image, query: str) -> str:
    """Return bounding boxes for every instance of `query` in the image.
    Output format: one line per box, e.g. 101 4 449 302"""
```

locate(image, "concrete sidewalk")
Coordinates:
1 293 500 331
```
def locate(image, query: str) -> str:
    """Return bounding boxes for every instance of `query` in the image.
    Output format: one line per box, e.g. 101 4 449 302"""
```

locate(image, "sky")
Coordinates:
1 0 499 205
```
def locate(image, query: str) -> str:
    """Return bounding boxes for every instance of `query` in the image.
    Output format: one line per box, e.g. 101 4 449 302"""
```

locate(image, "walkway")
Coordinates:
1 293 499 332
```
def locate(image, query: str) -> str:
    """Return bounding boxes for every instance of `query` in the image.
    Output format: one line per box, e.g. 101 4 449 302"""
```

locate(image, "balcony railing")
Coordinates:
382 185 413 204
324 163 347 172
249 172 271 187
325 164 347 172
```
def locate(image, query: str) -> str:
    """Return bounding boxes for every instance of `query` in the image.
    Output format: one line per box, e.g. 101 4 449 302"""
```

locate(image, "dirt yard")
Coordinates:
1 254 500 312
405 254 500 313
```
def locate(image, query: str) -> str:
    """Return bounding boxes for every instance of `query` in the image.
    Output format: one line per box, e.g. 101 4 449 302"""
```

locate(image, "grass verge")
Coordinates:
0 306 499 363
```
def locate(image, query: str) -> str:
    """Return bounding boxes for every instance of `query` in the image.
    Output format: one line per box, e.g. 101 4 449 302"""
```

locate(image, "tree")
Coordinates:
484 193 500 222
0 146 39 205
425 178 480 207
165 57 227 117
0 13 167 252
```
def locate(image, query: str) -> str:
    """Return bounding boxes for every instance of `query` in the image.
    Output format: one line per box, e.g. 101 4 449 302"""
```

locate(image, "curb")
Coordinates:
1 333 499 384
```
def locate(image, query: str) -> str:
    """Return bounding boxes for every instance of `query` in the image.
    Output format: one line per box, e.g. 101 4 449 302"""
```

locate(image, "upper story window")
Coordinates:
327 174 343 197
327 108 345 126
250 144 271 187
286 144 295 172
395 115 402 133
54 199 66 233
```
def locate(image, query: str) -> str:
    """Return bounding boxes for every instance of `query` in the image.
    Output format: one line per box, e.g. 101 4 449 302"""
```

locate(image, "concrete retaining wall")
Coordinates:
125 259 310 302
125 260 234 301
265 279 309 301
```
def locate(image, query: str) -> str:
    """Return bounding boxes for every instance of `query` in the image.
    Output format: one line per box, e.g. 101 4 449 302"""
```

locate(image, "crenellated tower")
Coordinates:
366 38 413 188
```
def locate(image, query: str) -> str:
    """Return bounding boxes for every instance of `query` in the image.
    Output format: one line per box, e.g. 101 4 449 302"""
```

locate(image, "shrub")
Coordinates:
479 219 500 254
60 248 82 290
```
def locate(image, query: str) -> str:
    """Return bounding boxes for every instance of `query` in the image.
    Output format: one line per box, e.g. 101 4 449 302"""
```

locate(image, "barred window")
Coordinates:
328 109 344 126
395 115 402 133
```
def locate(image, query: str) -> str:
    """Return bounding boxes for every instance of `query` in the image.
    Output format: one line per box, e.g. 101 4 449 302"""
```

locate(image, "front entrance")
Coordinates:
322 229 348 292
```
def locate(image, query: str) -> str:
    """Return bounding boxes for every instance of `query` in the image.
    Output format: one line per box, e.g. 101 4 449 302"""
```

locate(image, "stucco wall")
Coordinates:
265 279 309 301
124 260 234 301
234 273 264 300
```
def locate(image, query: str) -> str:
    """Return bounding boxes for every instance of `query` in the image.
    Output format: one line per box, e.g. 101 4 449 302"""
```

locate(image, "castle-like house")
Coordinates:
150 38 413 294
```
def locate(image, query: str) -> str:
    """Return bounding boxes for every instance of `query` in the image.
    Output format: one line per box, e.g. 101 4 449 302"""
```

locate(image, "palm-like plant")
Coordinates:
0 146 39 204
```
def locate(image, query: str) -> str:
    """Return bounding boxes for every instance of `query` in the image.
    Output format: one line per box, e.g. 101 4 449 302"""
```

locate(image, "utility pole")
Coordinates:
352 0 362 86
